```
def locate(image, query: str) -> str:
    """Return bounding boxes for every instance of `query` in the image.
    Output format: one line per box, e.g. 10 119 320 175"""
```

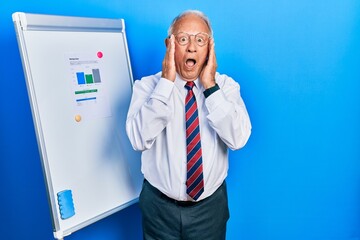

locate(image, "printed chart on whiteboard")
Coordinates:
67 52 112 122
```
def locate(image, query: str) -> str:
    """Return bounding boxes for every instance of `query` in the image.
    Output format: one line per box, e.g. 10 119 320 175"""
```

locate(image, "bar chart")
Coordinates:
76 69 102 85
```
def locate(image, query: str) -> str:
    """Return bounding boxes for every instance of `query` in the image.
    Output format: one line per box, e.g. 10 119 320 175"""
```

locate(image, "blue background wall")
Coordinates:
1 1 359 239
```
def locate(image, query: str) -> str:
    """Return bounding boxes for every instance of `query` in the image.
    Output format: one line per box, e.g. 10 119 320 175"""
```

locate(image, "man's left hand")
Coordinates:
200 38 217 89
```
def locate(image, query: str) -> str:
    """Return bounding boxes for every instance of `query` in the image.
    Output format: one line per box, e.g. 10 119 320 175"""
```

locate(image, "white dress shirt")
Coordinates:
126 72 251 201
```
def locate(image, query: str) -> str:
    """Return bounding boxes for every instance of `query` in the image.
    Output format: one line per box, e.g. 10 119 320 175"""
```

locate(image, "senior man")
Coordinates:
126 10 251 240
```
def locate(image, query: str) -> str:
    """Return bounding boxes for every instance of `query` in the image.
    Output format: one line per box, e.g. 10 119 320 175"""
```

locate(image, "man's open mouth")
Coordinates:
186 58 196 67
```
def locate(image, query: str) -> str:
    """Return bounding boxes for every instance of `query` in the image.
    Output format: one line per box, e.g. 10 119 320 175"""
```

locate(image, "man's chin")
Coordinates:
179 70 201 81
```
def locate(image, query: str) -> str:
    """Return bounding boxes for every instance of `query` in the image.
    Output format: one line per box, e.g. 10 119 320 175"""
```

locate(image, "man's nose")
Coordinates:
187 36 197 52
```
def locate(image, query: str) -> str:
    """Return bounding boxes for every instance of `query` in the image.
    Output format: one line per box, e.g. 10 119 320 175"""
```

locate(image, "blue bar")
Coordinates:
76 97 96 102
76 72 85 85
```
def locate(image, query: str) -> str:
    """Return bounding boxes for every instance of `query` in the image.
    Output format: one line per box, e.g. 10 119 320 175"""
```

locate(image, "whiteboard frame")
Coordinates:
12 12 137 239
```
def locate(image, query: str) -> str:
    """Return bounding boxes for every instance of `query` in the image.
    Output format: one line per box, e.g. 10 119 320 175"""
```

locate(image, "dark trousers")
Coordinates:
139 180 229 240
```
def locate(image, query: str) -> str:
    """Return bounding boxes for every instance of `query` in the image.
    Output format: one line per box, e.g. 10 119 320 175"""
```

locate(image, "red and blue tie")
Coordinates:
185 81 204 200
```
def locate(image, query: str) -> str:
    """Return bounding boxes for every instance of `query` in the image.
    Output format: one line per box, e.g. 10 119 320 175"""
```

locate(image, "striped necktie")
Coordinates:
185 81 204 200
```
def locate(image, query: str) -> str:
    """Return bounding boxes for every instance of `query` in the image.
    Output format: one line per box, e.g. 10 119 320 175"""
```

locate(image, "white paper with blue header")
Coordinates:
12 12 143 239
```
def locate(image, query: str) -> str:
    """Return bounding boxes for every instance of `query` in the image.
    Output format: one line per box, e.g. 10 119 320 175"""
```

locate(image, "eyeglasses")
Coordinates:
173 32 210 47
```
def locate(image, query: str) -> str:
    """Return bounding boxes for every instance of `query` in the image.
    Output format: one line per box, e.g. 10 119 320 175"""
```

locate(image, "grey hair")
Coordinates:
167 10 213 37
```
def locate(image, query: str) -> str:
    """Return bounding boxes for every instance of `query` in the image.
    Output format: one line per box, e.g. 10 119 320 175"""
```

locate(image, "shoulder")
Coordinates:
215 72 240 90
133 72 162 90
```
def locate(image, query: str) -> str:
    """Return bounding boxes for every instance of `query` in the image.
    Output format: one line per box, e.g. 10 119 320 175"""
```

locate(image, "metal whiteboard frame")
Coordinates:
12 12 136 239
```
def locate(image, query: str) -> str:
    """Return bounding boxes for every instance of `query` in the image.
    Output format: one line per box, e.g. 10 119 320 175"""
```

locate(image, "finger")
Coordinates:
162 37 170 77
164 35 174 62
163 36 173 64
207 38 216 66
169 35 175 62
162 35 176 81
165 37 170 58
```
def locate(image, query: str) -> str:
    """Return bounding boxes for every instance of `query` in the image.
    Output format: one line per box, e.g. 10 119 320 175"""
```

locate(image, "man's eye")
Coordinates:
180 37 187 42
197 38 204 43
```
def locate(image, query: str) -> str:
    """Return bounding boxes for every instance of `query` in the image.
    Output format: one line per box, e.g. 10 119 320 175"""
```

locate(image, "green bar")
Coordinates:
85 74 94 84
75 89 98 94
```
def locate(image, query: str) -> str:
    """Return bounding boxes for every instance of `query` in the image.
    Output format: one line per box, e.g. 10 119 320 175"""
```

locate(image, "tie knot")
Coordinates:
185 81 195 90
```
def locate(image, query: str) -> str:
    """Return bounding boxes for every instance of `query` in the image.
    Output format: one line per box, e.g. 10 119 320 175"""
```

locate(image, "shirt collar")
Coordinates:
174 73 203 92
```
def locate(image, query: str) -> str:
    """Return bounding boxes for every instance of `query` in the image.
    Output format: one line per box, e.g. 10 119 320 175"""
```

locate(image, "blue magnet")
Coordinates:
57 189 75 220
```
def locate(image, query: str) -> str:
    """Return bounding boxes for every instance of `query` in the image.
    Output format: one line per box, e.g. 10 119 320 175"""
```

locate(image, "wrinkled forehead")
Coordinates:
173 14 211 35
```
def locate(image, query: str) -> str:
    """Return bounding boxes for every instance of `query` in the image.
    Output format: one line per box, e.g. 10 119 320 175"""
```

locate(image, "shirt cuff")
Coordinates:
203 83 220 98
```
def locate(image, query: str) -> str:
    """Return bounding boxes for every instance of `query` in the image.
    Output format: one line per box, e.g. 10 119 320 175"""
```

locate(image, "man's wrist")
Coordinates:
203 83 220 98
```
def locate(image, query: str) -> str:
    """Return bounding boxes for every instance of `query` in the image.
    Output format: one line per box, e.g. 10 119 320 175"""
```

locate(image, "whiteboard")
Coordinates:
12 12 143 239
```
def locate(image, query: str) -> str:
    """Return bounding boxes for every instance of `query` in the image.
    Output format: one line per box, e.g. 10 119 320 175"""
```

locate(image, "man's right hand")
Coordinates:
161 35 176 82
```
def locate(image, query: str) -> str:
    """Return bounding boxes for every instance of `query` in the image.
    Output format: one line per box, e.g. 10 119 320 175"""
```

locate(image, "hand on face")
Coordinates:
161 35 176 82
200 38 217 89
